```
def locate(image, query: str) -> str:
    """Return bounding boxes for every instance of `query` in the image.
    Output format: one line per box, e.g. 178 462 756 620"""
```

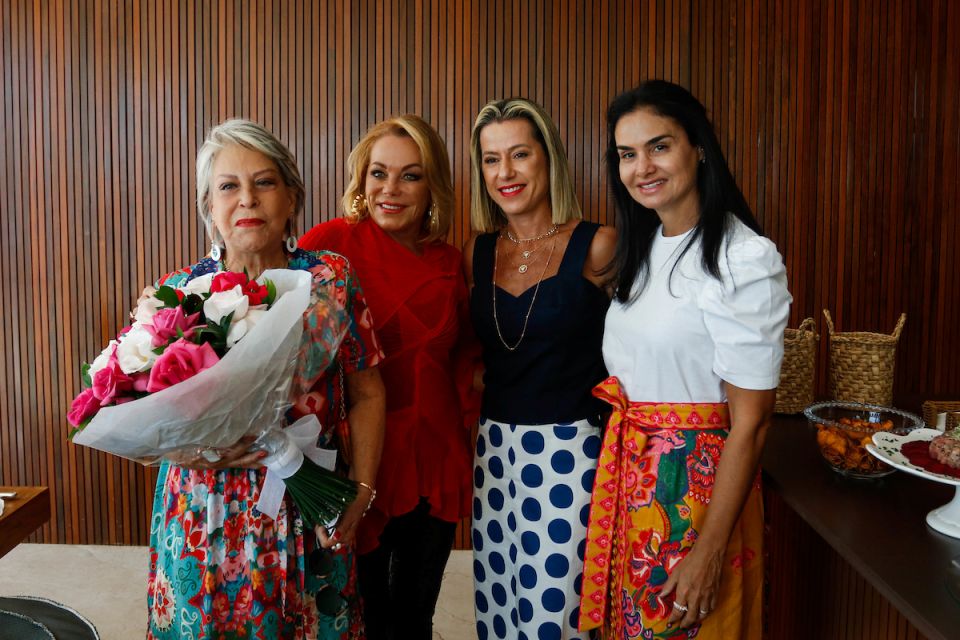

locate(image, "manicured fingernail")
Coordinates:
332 531 341 541
258 451 268 459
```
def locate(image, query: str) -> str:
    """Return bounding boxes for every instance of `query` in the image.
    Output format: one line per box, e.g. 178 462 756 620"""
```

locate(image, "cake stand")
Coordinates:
867 428 960 539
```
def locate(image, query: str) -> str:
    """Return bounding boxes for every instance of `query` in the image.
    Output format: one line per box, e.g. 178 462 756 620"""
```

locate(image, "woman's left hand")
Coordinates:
314 491 367 550
314 366 385 551
168 435 267 470
661 542 723 628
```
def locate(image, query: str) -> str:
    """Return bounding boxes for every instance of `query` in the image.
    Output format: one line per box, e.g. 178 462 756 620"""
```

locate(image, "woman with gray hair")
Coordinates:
463 98 616 640
144 118 386 640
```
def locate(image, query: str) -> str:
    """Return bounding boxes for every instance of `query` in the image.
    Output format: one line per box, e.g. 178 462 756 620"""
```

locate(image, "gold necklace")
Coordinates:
504 224 559 244
517 247 537 273
492 235 557 351
506 238 544 274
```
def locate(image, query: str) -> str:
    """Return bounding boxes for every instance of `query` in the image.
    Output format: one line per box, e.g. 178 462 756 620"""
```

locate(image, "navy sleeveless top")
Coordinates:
471 221 610 424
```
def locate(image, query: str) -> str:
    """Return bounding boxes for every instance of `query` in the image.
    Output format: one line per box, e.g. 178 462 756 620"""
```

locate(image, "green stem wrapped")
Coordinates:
283 457 358 529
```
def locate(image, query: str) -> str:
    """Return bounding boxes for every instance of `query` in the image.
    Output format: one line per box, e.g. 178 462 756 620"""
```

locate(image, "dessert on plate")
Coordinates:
929 428 960 469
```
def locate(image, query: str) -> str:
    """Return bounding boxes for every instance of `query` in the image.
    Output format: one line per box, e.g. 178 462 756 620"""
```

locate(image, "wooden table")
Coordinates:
763 418 960 640
0 486 50 559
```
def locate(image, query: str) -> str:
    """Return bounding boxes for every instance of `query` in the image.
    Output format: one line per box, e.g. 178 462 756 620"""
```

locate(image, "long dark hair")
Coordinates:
605 80 762 303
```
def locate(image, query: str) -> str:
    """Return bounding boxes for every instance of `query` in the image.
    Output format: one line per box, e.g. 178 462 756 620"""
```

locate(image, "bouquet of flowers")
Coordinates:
68 268 356 528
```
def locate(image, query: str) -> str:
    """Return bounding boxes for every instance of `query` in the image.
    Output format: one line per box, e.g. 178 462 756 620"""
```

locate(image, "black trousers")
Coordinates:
357 497 458 640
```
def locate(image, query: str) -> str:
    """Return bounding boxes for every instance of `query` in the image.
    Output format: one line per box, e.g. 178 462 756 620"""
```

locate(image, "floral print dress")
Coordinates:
146 249 383 640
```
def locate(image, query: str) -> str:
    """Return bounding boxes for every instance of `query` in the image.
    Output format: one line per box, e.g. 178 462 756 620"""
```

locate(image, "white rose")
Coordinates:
181 273 215 297
88 340 118 378
134 296 164 325
203 285 249 325
225 306 267 347
115 325 158 374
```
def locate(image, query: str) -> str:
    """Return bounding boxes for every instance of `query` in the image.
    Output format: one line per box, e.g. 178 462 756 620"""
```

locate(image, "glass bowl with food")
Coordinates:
804 401 923 479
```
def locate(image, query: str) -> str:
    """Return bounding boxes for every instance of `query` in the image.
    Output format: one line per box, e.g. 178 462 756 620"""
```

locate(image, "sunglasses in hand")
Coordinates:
309 547 348 617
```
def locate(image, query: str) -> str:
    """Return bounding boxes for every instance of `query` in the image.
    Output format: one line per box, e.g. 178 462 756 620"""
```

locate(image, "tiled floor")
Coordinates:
0 544 476 639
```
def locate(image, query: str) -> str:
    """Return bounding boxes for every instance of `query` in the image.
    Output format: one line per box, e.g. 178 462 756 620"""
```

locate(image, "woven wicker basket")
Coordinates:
949 413 960 431
823 310 906 406
921 400 960 431
775 317 818 414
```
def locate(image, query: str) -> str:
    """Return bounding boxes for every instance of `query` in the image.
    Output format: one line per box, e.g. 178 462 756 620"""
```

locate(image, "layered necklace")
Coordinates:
503 224 559 273
492 228 559 351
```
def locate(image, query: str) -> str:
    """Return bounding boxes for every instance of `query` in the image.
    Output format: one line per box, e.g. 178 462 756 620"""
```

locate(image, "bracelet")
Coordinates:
357 481 377 514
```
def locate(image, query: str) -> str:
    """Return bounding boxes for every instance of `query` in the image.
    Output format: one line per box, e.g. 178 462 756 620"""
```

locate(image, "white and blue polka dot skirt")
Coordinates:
472 416 602 640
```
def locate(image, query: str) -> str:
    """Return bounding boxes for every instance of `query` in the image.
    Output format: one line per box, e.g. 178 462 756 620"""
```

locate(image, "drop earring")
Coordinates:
285 227 298 252
428 203 440 234
210 230 223 262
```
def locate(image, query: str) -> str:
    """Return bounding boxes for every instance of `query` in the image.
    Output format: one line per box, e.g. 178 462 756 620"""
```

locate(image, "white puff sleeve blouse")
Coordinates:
602 218 792 403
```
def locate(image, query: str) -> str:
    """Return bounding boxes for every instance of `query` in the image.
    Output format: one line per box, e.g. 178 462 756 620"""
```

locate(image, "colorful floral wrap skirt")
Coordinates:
578 377 763 639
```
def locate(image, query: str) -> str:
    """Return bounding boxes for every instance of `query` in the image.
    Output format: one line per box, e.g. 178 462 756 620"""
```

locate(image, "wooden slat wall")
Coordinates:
1 0 957 559
765 490 927 640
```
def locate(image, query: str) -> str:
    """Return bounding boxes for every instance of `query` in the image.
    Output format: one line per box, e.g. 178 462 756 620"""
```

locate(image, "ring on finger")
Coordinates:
672 602 688 613
198 448 222 463
699 608 710 616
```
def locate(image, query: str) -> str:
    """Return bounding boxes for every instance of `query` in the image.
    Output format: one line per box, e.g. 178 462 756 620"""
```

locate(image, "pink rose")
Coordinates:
143 307 202 347
132 372 150 393
92 357 135 405
67 388 100 426
146 339 219 392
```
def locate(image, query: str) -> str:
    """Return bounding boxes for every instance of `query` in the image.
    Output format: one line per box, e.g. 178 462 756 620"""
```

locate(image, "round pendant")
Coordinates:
518 264 529 274
521 250 532 259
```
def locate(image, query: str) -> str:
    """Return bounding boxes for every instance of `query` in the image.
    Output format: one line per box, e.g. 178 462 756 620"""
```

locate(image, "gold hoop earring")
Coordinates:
350 194 367 217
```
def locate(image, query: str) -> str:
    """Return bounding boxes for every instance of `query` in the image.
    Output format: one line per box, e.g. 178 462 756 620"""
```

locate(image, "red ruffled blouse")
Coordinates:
300 218 479 554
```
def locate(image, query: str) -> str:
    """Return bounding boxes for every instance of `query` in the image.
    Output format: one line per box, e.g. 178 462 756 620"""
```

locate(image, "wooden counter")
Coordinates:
0 486 50 559
763 417 960 640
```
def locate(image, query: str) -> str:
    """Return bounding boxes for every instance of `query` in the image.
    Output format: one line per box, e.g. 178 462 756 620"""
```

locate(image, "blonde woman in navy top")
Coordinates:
463 98 616 640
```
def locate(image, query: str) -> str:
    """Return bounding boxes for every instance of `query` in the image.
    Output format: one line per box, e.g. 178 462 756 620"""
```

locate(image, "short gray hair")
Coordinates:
470 98 582 233
195 119 306 238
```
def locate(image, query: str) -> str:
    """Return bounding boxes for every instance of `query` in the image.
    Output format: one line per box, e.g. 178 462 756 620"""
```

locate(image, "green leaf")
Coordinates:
265 279 277 306
80 363 92 388
68 417 92 440
181 293 204 315
154 286 181 308
191 312 234 356
217 311 235 334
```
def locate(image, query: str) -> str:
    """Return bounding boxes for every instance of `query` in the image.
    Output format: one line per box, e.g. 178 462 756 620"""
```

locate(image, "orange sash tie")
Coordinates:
577 376 729 631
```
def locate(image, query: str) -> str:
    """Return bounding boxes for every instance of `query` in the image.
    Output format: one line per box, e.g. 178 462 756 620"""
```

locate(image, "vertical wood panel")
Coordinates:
0 0 957 573
765 490 929 639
